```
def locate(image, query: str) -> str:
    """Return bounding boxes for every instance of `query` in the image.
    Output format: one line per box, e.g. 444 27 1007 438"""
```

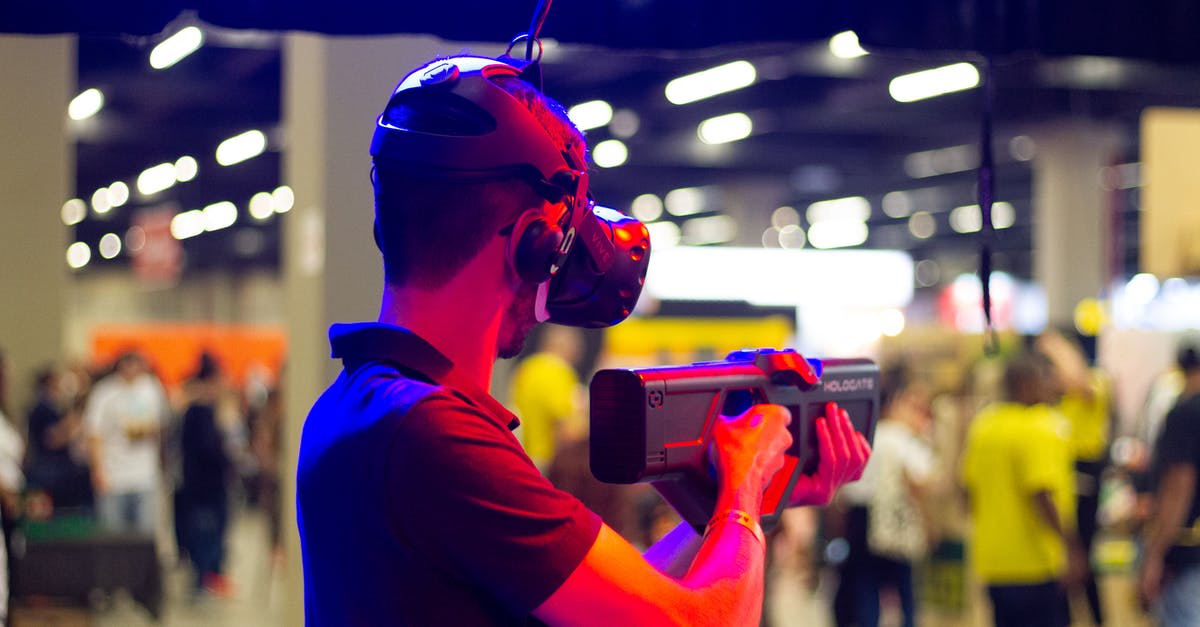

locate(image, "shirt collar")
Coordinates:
328 322 520 430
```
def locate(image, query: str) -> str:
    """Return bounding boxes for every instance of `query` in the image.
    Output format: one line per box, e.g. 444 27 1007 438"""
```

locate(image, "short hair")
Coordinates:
372 72 584 288
879 361 914 410
1003 350 1053 401
1178 342 1200 372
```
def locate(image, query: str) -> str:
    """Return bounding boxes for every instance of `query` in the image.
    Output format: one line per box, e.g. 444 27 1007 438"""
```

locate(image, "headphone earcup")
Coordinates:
507 210 563 284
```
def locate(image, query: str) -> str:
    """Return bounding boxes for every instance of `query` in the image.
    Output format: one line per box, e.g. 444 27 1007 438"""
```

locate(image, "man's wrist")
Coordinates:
704 509 766 550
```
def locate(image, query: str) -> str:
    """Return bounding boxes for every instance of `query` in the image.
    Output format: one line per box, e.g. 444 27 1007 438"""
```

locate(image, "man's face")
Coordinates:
498 280 540 359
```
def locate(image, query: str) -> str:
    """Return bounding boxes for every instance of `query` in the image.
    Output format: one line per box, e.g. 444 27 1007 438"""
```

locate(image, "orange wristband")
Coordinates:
704 509 766 549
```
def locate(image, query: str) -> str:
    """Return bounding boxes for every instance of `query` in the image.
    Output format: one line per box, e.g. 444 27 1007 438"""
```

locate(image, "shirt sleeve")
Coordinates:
1157 399 1200 470
385 390 602 617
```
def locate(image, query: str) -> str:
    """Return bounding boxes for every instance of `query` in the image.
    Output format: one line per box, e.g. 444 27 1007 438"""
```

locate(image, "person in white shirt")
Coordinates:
832 363 935 627
85 352 168 535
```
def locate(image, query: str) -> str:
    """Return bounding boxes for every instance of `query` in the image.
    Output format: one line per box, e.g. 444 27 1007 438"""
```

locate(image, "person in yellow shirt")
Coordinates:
1037 329 1112 625
510 325 584 472
962 351 1085 627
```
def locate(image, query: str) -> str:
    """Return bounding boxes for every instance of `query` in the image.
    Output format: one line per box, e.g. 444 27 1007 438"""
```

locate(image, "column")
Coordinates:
280 33 476 623
1032 121 1121 329
0 36 72 417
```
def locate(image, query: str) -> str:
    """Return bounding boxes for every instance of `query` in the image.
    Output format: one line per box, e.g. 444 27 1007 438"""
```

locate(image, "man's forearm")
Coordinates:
1144 464 1198 560
1032 491 1075 543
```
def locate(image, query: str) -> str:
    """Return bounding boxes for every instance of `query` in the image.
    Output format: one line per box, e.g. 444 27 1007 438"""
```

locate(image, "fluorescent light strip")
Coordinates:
150 26 204 70
806 196 870 223
567 100 613 131
666 60 756 105
697 112 752 145
889 62 980 103
68 88 104 120
592 140 628 168
216 130 267 166
829 31 868 59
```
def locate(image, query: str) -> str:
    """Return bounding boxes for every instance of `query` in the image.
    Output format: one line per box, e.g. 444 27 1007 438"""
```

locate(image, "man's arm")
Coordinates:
639 403 869 580
1032 490 1085 585
535 404 790 627
1139 462 1198 603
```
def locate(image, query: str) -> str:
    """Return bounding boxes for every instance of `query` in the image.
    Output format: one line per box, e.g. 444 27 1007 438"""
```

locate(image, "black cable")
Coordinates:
525 0 554 60
977 54 998 354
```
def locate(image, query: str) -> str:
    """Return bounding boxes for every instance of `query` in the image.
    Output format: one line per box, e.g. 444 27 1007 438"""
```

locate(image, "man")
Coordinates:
296 54 870 626
510 324 585 472
962 351 1083 627
1037 329 1110 625
1140 342 1200 626
85 351 167 535
835 363 934 627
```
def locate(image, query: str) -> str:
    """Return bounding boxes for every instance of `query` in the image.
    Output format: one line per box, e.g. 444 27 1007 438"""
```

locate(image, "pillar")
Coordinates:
1031 121 1121 329
0 36 72 419
281 33 496 623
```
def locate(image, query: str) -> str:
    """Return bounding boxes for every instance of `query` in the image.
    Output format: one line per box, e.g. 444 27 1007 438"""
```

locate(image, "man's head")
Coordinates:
370 64 585 291
1003 350 1056 406
114 352 147 383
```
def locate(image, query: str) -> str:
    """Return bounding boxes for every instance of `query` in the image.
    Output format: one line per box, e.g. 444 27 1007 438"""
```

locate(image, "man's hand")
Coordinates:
1063 537 1088 588
1138 553 1165 608
709 404 793 512
789 402 871 506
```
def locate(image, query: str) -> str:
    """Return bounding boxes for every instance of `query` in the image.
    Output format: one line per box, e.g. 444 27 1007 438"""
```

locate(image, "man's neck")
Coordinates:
379 281 505 392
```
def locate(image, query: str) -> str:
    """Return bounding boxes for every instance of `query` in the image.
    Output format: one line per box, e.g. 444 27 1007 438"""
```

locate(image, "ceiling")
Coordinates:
36 4 1200 288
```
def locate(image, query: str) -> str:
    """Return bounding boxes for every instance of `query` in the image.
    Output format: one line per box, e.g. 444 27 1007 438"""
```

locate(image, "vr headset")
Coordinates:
369 50 650 329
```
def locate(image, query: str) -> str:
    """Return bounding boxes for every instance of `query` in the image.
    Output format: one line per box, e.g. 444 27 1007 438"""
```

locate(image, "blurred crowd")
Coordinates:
508 327 1200 627
0 346 284 618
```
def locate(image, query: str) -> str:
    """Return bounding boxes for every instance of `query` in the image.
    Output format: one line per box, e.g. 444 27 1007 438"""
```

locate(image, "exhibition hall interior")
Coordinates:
1 2 1199 625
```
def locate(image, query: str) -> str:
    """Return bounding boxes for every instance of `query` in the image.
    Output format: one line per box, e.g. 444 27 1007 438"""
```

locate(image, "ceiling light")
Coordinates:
68 88 104 121
610 109 640 139
66 242 91 269
949 204 983 233
807 220 868 249
889 62 980 103
272 186 295 213
646 221 681 249
697 112 752 144
779 224 806 249
202 201 238 232
108 181 130 207
829 31 868 59
150 26 204 70
991 201 1015 229
806 196 870 223
61 198 87 225
631 194 663 222
592 139 628 168
772 206 800 228
170 210 205 240
216 130 267 166
904 144 977 178
137 162 177 196
125 226 147 252
908 211 936 239
682 215 737 245
91 187 113 215
664 187 706 216
567 100 613 131
249 192 275 220
666 60 756 105
175 155 198 181
98 232 122 259
882 191 913 218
